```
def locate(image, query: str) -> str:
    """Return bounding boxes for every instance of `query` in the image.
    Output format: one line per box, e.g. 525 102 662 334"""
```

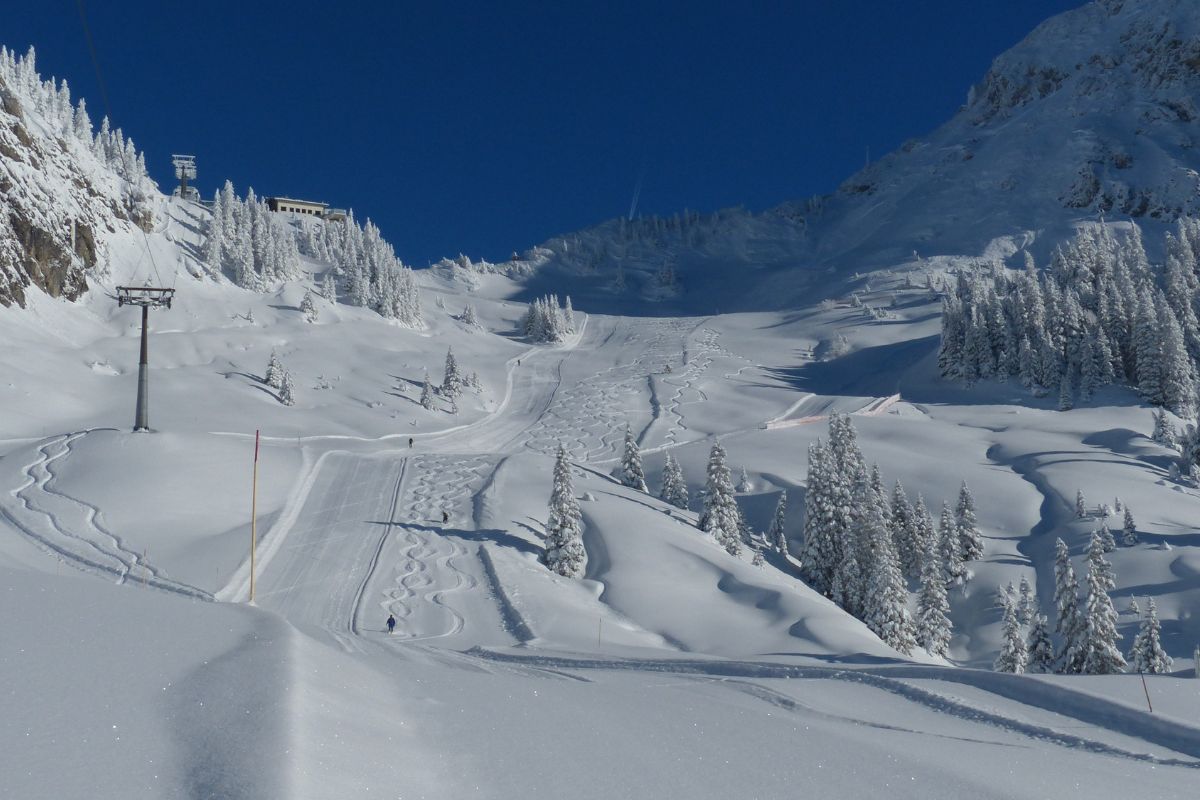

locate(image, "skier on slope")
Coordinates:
387 614 396 634
442 510 449 523
408 437 414 448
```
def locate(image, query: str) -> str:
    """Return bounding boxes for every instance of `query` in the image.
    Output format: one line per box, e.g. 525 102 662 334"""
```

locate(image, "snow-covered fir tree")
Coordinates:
1122 507 1137 546
279 371 296 406
916 537 953 658
1128 597 1141 617
460 304 480 327
521 295 572 343
420 371 436 411
1097 522 1117 553
321 272 337 301
736 466 752 493
1151 408 1176 447
1053 537 1085 674
1075 489 1087 518
1017 575 1035 625
1129 598 1173 674
265 349 284 389
860 480 917 655
1026 614 1056 673
767 491 788 555
1077 529 1127 675
698 441 744 557
659 453 689 509
938 501 967 587
955 481 984 561
441 347 462 399
299 288 318 323
995 588 1028 674
542 446 586 578
617 424 647 492
890 480 922 579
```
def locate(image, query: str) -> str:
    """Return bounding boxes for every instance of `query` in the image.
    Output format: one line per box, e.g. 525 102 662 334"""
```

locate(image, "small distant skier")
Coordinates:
386 614 396 634
442 510 449 523
408 437 414 448
517 359 521 367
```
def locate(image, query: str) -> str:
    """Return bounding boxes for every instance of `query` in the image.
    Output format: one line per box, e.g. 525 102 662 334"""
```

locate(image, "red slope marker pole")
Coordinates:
250 429 260 603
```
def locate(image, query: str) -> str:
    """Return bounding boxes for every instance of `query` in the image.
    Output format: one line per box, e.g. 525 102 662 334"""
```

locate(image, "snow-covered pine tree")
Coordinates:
861 483 917 654
1151 408 1176 447
265 350 284 389
916 536 953 658
767 491 788 556
1053 537 1085 674
799 439 837 594
1077 529 1127 674
279 371 296 406
1129 598 1173 674
698 441 744 557
460 304 479 327
1026 614 1056 673
659 453 689 509
1017 575 1035 625
1122 507 1137 546
1098 522 1116 553
890 480 921 579
938 501 967 587
955 480 983 561
618 424 648 492
736 466 752 493
1075 489 1087 519
1128 597 1140 617
994 588 1028 673
299 288 318 323
543 446 586 578
441 347 462 399
321 272 336 302
420 371 435 411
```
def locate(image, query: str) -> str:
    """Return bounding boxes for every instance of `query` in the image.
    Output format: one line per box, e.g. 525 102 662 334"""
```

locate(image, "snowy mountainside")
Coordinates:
486 0 1200 314
0 46 156 308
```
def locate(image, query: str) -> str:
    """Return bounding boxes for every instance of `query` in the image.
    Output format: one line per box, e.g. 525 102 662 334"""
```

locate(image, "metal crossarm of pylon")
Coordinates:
116 286 175 431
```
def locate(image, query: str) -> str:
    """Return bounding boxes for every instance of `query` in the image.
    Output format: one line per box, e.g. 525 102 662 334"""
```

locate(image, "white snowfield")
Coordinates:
2 195 1199 799
3 0 1200 793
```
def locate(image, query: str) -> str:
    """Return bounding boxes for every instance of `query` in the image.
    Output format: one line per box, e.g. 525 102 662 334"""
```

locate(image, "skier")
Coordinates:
408 437 414 448
386 614 396 634
442 510 449 523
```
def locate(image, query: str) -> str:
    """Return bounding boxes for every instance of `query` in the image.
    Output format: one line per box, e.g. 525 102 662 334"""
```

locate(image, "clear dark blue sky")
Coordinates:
14 1 1083 266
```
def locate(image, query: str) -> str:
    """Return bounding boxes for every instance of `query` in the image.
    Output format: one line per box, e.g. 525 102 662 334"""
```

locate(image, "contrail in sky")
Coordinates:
628 166 645 221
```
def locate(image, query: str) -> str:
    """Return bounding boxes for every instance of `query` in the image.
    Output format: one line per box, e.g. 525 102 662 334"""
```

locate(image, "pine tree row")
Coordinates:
203 181 301 289
521 295 575 343
0 46 154 214
798 413 981 655
939 220 1200 415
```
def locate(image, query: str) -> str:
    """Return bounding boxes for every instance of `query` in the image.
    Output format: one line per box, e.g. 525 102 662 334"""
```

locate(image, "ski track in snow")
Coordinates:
363 454 496 642
3 431 210 599
521 318 718 461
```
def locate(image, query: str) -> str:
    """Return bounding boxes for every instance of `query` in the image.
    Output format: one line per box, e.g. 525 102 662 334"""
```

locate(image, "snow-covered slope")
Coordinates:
496 0 1200 314
3 2 1200 797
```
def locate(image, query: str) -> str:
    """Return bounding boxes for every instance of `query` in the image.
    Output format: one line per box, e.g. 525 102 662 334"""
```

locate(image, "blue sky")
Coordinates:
14 1 1083 266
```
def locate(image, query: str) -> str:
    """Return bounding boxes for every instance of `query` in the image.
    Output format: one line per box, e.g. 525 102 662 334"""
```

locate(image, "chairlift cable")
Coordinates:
76 0 165 290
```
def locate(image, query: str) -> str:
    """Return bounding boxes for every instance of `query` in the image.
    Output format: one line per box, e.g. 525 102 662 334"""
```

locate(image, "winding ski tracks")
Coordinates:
4 431 210 599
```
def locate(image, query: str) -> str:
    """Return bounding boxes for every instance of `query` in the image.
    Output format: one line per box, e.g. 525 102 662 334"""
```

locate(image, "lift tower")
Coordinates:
116 286 175 431
171 155 198 202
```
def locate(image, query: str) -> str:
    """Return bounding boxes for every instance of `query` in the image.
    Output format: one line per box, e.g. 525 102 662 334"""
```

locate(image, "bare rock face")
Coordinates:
0 63 150 308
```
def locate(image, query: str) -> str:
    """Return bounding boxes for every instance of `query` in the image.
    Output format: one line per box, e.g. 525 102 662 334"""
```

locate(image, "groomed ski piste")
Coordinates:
1 197 1199 799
